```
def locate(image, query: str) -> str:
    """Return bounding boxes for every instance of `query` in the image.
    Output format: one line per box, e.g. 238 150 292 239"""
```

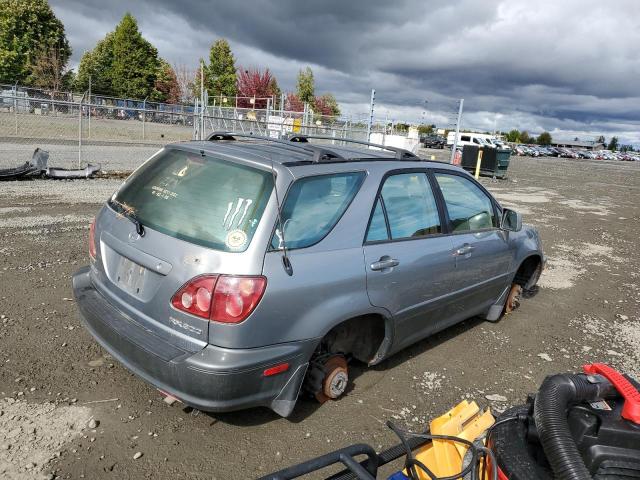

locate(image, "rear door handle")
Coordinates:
370 257 400 271
454 243 474 256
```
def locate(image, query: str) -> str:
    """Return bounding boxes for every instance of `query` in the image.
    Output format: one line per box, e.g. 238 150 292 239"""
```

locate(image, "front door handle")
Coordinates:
370 257 400 271
454 243 475 256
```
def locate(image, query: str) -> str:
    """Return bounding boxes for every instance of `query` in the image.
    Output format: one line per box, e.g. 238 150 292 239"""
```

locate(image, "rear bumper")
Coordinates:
72 267 316 417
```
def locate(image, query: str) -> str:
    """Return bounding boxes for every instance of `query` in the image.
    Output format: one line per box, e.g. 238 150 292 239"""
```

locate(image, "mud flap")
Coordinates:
270 363 308 417
484 284 511 322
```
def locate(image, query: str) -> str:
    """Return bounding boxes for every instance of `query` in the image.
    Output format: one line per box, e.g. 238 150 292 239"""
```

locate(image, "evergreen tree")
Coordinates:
75 32 115 94
206 39 237 99
0 0 71 84
268 76 281 108
296 66 315 103
109 13 160 99
607 136 619 151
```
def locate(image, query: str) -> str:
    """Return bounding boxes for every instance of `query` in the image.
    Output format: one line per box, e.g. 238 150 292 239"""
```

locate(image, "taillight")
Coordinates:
171 275 267 323
171 275 217 319
89 219 97 260
211 276 267 324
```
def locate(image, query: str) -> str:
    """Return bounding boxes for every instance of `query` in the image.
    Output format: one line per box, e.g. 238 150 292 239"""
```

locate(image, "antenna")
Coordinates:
269 154 293 276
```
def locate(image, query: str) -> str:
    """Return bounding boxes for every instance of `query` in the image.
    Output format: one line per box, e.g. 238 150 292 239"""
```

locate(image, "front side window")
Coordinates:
271 172 365 250
110 148 273 252
365 172 441 242
435 173 496 232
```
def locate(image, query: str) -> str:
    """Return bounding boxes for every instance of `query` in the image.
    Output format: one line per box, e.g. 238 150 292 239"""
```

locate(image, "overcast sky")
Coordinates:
52 0 640 145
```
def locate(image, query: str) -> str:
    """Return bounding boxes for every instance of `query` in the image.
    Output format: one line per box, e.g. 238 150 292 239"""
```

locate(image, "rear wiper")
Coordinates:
110 199 145 237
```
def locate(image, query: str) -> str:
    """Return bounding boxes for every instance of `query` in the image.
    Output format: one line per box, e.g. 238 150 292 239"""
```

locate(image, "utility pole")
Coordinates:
366 89 375 143
449 98 464 164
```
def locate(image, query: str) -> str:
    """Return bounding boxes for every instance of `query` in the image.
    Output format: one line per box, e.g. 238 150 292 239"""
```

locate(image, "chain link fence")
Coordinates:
1 84 399 172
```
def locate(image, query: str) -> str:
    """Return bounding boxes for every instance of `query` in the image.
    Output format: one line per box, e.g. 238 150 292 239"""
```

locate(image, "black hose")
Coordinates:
533 374 607 480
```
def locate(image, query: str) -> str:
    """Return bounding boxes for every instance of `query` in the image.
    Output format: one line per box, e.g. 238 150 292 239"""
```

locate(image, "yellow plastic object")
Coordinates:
404 400 495 479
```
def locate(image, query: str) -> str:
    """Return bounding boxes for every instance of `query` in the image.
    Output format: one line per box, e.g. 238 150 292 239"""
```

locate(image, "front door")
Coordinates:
363 171 456 350
432 172 513 318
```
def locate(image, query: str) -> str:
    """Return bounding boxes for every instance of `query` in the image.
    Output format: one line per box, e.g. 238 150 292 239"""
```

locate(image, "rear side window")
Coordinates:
271 172 365 250
434 173 495 232
365 172 441 242
110 148 273 252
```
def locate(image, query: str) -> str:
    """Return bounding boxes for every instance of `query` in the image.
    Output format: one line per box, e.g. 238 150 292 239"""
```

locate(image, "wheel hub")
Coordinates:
505 283 523 313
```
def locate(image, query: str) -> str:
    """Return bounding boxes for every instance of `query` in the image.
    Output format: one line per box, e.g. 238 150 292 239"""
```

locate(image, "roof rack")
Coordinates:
287 134 419 160
206 131 346 163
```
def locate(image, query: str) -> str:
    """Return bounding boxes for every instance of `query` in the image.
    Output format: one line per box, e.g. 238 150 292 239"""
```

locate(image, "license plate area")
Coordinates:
116 257 148 296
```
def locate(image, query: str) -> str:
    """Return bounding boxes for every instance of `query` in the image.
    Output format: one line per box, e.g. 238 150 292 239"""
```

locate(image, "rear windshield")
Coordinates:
110 148 273 252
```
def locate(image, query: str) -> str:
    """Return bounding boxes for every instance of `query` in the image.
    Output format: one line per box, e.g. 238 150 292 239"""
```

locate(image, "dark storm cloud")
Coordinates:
52 0 640 144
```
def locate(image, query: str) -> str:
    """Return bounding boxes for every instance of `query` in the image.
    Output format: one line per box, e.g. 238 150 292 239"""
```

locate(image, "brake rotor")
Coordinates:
505 283 523 313
315 355 349 404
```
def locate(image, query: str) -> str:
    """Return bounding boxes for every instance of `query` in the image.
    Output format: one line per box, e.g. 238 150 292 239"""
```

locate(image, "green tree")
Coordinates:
505 129 521 143
109 13 160 99
75 32 115 94
596 135 605 144
607 136 619 151
537 131 552 145
268 76 281 107
206 39 237 99
519 131 531 144
296 66 315 103
0 0 71 84
418 124 435 135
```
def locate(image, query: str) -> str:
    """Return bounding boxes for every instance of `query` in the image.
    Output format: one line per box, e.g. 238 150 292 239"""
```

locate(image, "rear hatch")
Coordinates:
91 146 274 353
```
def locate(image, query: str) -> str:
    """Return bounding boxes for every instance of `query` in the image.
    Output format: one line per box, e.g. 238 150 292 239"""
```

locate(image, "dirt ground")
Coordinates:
0 154 639 479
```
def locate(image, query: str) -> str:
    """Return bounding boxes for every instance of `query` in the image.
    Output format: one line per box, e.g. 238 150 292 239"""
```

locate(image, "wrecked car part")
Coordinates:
46 164 101 179
0 148 48 180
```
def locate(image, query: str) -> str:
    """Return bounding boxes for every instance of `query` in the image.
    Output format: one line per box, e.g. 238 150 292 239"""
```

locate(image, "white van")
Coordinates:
447 132 496 149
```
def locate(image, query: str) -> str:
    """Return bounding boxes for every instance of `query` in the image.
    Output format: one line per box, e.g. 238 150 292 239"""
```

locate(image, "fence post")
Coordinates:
366 89 375 143
449 98 464 164
13 82 18 135
142 97 147 140
79 91 87 169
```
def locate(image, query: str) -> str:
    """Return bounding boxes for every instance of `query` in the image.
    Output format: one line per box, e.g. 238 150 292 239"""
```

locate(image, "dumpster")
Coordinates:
460 146 511 178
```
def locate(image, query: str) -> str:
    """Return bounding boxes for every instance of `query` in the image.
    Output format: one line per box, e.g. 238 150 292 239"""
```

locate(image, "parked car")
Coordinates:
421 134 446 149
72 133 544 417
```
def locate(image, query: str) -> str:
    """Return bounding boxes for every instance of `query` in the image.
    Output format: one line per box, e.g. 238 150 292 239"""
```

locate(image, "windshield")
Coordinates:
110 148 273 252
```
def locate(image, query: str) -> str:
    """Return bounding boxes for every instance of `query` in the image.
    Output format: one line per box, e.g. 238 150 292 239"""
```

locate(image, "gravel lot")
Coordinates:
0 154 638 479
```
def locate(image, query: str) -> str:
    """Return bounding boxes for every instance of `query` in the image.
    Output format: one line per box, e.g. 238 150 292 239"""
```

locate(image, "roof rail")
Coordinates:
206 131 346 163
287 134 419 160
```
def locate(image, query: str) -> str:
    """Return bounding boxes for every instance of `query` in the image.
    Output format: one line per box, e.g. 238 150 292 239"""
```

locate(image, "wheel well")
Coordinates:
320 315 386 364
514 255 542 289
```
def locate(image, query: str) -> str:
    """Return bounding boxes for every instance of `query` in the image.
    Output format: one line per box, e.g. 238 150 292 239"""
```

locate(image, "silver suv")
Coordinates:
73 133 544 417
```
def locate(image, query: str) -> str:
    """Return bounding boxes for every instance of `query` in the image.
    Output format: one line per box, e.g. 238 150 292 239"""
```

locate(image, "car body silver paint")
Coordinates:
75 139 544 415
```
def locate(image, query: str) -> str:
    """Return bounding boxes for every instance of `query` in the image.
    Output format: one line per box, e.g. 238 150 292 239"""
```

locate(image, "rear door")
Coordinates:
432 171 513 318
363 171 456 349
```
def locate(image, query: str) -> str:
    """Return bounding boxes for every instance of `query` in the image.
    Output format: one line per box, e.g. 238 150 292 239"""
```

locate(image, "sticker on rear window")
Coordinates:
225 229 248 250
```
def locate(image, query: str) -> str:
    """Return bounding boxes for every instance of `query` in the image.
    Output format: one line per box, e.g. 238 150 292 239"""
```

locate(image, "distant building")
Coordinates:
550 140 605 150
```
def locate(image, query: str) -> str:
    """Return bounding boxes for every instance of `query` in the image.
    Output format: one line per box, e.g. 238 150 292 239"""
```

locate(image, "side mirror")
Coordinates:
501 208 522 232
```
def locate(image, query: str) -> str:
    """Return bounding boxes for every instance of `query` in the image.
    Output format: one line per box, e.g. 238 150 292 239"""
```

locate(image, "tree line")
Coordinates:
0 1 340 115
